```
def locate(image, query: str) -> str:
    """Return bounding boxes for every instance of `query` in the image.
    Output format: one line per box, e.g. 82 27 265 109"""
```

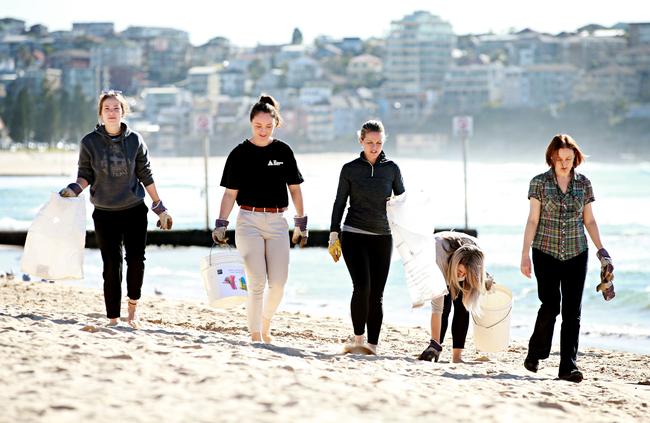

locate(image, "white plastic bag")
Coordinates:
387 193 448 308
200 247 248 308
21 193 86 280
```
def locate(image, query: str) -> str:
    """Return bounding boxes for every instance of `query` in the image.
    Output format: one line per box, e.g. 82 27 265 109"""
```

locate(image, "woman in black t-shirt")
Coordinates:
212 95 307 343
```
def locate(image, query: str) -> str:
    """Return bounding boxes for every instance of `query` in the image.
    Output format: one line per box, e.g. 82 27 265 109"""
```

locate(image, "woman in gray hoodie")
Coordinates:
60 90 172 328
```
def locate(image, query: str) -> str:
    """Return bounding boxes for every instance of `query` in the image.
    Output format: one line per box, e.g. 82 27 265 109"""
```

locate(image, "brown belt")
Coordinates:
240 205 286 213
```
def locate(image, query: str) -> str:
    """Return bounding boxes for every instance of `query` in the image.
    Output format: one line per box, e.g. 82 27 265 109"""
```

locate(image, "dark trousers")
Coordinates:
528 248 588 374
440 290 469 349
341 232 393 345
92 203 148 319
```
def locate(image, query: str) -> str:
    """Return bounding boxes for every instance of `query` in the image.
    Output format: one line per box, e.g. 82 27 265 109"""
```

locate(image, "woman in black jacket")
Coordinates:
328 120 405 355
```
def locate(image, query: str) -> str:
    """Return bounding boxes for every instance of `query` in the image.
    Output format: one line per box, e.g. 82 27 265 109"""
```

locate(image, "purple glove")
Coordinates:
212 219 229 244
292 215 308 247
152 201 173 230
151 201 167 215
59 183 83 197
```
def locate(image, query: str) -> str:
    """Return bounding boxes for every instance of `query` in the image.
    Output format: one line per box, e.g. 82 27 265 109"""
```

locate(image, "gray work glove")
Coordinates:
292 215 308 248
212 219 229 244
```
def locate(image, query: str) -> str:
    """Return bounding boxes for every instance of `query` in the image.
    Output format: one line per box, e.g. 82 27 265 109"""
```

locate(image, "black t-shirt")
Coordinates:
220 139 304 208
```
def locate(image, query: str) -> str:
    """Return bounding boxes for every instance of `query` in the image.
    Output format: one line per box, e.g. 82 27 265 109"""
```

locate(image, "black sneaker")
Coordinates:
524 357 539 373
418 340 442 362
559 369 583 383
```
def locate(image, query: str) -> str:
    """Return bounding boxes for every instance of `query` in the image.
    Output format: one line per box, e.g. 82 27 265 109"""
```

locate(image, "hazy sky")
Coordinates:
3 0 649 46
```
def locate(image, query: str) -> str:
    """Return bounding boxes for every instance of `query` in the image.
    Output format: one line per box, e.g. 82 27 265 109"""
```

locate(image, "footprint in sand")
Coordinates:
80 325 116 335
106 354 132 360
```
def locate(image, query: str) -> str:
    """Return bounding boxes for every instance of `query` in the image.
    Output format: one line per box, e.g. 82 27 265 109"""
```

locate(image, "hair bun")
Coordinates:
258 94 278 109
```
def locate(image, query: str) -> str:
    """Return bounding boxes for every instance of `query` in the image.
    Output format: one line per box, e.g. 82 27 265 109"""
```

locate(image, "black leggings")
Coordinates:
341 232 392 345
528 248 588 374
92 203 148 319
440 290 470 349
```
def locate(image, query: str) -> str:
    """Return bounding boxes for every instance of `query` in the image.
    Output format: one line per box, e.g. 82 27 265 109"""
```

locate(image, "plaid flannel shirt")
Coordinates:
528 169 595 261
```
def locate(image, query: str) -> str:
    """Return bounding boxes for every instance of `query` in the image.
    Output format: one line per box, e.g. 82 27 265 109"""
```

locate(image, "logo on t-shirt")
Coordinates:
268 160 284 166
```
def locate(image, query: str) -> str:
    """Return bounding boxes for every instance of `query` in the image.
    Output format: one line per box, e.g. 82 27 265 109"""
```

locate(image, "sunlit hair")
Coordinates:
250 94 282 127
545 134 585 168
357 119 385 141
442 238 486 312
97 90 130 118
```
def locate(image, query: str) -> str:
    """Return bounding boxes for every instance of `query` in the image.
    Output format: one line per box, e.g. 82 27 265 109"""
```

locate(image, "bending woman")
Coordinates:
418 231 493 363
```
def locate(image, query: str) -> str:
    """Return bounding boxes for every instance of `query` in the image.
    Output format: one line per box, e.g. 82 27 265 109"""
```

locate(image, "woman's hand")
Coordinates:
328 232 342 262
520 253 532 278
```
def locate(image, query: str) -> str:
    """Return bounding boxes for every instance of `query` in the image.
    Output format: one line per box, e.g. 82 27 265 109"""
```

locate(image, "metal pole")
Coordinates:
203 134 210 230
461 134 469 230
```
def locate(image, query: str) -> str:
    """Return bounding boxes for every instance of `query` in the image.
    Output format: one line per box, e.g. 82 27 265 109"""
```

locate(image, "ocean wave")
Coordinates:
0 217 31 231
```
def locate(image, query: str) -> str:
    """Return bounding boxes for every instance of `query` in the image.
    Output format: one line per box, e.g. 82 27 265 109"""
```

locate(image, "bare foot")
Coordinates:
342 335 373 354
127 299 140 329
107 318 119 327
452 348 464 363
365 343 378 355
262 318 273 344
251 332 263 342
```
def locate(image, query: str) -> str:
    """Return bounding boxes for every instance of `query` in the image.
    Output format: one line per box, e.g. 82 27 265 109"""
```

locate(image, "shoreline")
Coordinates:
2 150 650 177
1 279 649 422
1 244 648 356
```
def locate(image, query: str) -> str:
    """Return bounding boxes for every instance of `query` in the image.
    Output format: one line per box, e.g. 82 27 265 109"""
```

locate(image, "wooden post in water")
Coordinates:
453 115 474 231
203 133 210 231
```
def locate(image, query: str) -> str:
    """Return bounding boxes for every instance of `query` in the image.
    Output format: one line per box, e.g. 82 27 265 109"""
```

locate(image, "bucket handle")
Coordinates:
471 306 512 329
208 242 234 266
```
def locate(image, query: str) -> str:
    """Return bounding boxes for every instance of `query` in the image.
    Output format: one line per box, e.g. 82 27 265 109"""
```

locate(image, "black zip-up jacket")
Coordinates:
330 151 405 235
77 123 154 211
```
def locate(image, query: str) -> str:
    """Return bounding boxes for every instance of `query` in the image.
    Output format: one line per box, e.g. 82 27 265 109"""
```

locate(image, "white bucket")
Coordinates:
472 284 513 352
200 247 248 308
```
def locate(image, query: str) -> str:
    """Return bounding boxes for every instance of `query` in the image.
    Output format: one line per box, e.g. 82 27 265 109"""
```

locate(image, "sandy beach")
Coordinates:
1 279 648 423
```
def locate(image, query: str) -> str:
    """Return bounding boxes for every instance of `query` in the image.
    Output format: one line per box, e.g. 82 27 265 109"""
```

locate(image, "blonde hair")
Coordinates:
444 243 486 312
97 90 130 118
357 119 385 141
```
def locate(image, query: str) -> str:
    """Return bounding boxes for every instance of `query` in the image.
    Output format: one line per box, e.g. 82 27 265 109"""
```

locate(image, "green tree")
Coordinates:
68 85 97 141
33 82 60 146
0 87 14 130
9 88 31 143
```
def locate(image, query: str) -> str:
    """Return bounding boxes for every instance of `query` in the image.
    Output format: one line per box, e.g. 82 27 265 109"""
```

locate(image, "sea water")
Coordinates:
1 154 649 353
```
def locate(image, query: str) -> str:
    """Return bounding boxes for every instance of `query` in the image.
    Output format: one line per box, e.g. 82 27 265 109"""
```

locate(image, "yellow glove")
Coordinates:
328 232 342 263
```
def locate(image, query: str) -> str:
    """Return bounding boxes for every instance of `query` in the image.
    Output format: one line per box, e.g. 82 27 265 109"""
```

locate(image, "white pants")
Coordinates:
235 210 290 333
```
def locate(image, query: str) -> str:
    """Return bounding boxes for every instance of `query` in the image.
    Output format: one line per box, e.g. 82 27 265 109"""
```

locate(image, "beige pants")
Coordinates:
235 210 290 333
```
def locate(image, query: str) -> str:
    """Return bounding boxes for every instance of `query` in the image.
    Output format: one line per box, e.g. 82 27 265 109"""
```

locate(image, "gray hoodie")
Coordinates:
77 123 154 211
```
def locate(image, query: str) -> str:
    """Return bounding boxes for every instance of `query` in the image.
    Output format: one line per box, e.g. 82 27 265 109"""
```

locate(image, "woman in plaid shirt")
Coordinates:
520 134 614 383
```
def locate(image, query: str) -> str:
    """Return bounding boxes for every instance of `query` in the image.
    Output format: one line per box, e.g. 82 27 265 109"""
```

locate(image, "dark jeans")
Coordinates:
528 248 588 374
92 203 148 319
341 232 393 345
440 290 469 349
